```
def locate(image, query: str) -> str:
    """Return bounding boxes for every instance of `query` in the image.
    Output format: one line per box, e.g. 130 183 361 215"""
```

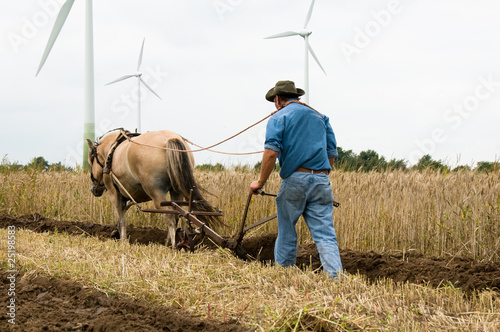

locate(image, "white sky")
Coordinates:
1 0 499 168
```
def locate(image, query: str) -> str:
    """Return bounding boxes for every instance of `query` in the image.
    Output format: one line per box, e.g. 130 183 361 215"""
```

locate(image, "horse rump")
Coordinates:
164 138 224 229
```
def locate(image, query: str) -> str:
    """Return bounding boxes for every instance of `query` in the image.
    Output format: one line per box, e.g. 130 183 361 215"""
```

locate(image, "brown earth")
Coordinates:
1 213 499 331
0 270 251 332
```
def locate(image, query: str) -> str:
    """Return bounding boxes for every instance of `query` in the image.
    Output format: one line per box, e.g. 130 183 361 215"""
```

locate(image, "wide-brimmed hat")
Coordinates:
265 80 305 102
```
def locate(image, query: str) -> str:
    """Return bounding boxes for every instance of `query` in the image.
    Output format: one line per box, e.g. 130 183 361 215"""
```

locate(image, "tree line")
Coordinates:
1 151 499 174
0 156 73 172
334 148 498 173
198 148 499 173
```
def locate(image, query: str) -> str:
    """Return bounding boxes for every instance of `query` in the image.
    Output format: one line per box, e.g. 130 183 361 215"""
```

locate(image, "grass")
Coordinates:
1 228 499 331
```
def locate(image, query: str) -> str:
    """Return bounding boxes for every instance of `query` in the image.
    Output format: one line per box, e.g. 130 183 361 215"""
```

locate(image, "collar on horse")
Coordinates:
102 129 141 175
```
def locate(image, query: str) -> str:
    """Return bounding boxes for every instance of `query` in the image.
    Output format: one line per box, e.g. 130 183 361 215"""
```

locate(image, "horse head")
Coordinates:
86 139 107 197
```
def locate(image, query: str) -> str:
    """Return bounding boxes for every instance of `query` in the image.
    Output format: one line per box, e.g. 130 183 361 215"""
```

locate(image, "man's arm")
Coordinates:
329 157 335 169
250 149 279 194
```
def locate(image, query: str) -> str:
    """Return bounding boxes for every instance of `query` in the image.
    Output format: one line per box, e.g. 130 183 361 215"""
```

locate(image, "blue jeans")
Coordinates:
275 172 342 279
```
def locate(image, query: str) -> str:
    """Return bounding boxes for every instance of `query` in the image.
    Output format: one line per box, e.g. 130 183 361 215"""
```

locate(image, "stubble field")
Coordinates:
0 168 499 331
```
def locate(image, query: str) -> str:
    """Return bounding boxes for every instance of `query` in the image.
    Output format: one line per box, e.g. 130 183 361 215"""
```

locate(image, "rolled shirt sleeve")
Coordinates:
264 116 283 153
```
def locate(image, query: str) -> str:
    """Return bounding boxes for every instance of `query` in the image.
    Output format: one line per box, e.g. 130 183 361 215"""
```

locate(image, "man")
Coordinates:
249 80 342 279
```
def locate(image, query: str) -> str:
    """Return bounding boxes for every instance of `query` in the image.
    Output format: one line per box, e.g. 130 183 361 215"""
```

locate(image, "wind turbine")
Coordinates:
105 38 162 133
264 0 326 104
36 0 95 169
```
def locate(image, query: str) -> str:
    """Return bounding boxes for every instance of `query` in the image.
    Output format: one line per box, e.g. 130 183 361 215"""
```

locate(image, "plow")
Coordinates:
142 188 339 260
142 188 279 260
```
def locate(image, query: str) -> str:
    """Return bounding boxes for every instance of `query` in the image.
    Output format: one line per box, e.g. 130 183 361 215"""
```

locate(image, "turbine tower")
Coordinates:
264 0 326 104
105 38 162 133
36 0 95 169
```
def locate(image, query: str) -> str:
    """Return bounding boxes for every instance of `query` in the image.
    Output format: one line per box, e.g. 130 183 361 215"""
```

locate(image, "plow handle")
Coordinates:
235 193 253 244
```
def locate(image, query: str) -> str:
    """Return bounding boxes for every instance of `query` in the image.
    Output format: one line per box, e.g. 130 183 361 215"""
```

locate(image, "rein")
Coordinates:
110 172 143 211
89 101 321 206
90 147 105 168
120 100 320 155
89 146 105 187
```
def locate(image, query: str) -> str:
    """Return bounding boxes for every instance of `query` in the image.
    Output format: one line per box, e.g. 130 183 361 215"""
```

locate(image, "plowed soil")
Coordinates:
0 270 250 332
1 213 499 331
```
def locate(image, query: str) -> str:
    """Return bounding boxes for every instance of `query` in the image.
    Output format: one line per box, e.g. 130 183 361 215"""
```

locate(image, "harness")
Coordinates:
102 129 141 175
89 146 105 185
89 128 141 188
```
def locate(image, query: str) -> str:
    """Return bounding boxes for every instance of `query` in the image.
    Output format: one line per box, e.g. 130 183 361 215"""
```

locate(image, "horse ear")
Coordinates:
86 139 95 149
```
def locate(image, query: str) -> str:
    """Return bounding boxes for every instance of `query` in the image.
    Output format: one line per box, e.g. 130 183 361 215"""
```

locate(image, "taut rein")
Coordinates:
119 100 321 155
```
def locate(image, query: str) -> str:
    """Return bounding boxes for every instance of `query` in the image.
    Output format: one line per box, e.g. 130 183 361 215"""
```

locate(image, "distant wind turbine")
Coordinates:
264 0 326 104
36 0 95 169
106 38 162 133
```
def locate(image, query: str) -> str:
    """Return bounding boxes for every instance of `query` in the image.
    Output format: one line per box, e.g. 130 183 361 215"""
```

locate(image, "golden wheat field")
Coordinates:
1 168 499 261
1 168 499 331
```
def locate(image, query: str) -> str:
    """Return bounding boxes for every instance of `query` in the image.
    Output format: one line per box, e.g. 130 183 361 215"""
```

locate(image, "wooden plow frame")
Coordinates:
142 189 277 259
144 188 339 260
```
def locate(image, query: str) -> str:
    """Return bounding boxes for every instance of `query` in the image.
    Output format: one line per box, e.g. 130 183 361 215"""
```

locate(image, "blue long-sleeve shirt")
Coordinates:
264 101 338 179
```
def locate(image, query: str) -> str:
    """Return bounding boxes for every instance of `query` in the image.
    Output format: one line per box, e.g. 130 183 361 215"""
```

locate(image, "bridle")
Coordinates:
88 130 133 193
89 144 106 191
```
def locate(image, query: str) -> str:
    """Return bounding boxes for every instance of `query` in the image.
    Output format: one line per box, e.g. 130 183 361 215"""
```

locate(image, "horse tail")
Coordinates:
165 138 223 229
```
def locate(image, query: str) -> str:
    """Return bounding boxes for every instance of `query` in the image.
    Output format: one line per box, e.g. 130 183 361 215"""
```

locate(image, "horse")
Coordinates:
86 128 221 248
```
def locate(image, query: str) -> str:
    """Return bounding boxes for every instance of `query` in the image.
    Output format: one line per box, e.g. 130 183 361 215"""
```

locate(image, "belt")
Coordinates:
295 167 329 175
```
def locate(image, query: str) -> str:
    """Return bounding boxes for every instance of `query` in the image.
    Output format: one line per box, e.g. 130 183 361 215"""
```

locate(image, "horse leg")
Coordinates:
165 214 177 250
150 191 178 249
114 195 129 242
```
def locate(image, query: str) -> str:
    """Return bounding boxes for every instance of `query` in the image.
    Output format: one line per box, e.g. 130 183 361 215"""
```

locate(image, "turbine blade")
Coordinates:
264 31 300 39
137 38 145 71
306 39 326 75
36 0 75 76
304 0 316 29
105 74 136 85
140 77 162 100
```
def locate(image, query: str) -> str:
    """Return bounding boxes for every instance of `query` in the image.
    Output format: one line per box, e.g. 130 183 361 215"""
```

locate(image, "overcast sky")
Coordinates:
2 0 499 168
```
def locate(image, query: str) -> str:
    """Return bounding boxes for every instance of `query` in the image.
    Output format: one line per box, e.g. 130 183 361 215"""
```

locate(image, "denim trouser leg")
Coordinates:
275 172 343 278
275 176 305 267
303 183 343 278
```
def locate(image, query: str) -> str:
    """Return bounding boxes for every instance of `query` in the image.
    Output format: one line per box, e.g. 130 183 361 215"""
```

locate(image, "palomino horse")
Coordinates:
87 129 220 248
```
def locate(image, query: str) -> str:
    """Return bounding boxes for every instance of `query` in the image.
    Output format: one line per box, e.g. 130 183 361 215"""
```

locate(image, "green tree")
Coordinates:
26 156 49 171
475 161 498 173
414 154 448 172
195 163 225 172
357 150 387 172
253 161 280 172
334 147 358 171
387 158 407 171
452 165 472 172
49 162 73 172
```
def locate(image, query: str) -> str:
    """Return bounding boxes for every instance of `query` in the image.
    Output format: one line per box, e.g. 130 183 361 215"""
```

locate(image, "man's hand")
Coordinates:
249 181 263 194
249 149 278 195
